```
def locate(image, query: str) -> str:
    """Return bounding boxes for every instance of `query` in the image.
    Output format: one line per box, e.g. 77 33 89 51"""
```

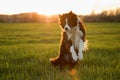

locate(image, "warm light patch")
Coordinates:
69 69 80 80
69 69 77 76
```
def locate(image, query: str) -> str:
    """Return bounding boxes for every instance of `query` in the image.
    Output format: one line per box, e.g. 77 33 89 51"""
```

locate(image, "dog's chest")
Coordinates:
67 31 81 49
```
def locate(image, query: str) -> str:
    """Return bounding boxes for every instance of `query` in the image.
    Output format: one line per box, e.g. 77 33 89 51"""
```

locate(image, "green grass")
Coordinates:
0 22 120 80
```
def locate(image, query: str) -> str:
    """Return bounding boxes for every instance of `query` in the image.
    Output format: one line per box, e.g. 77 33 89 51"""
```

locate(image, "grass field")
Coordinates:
0 22 120 80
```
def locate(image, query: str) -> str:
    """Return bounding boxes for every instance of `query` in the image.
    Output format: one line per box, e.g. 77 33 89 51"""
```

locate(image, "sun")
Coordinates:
37 9 57 17
44 13 54 17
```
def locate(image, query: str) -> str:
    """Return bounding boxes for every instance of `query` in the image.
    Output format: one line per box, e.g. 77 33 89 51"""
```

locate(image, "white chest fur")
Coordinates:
66 26 83 49
67 27 84 61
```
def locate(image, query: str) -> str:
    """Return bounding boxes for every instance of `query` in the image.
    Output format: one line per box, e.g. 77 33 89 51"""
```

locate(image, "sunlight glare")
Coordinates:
0 0 119 15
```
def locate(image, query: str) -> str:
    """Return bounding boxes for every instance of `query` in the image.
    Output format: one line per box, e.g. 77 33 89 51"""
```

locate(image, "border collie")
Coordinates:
50 11 88 68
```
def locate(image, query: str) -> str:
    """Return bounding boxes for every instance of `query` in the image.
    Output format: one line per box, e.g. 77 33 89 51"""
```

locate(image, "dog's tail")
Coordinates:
83 40 88 51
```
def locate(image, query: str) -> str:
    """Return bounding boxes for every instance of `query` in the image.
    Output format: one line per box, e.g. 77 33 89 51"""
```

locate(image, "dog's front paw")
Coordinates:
72 54 78 61
70 46 78 61
78 52 83 60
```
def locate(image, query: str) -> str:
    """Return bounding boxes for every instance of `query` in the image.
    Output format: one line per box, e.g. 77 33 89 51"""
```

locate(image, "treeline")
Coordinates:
0 8 120 23
0 13 58 23
81 8 120 22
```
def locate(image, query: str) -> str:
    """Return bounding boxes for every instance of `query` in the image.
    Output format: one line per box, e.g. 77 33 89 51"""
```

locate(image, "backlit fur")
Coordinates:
50 11 88 69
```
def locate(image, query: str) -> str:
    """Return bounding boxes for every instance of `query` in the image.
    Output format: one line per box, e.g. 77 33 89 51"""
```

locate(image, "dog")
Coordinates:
50 11 88 69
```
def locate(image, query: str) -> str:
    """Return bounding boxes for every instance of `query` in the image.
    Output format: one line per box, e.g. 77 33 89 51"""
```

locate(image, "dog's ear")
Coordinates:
69 11 73 13
59 14 62 18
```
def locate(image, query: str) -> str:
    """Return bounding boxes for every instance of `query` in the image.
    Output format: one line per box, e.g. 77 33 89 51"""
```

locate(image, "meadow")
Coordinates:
0 22 120 80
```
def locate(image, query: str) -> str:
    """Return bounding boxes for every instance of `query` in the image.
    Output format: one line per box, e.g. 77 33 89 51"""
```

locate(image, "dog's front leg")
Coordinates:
70 45 78 61
78 40 84 60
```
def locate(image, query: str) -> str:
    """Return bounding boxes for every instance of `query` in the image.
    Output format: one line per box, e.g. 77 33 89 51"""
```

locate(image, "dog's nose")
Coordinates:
65 27 68 31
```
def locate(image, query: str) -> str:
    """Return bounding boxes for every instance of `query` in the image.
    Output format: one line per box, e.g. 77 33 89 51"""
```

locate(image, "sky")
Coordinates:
0 0 120 15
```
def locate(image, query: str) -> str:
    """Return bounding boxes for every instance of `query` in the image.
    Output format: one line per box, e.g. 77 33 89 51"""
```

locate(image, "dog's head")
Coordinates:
59 11 79 32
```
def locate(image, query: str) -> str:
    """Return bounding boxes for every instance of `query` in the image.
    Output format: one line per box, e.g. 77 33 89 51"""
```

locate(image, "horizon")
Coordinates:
0 0 120 16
